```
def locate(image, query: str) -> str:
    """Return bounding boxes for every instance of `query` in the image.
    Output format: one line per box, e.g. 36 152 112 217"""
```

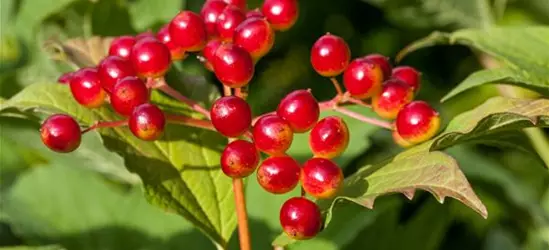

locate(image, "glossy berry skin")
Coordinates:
262 0 299 31
280 197 322 240
310 34 351 77
233 17 275 60
40 114 81 153
157 25 186 61
212 43 254 87
170 11 208 52
201 0 228 38
98 55 136 93
110 76 150 116
363 54 392 80
246 8 264 19
343 58 384 99
309 116 349 159
301 158 343 199
256 155 301 194
210 96 252 137
202 39 222 71
395 101 440 144
372 79 414 119
216 5 246 42
69 68 106 108
108 36 136 60
392 66 421 92
392 130 414 148
221 140 260 178
253 114 293 155
222 0 247 9
130 37 171 78
129 103 166 141
136 31 156 41
58 71 73 84
276 90 319 133
169 11 207 52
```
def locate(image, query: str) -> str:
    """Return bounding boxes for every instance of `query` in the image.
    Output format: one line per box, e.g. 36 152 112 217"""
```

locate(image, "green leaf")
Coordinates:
14 0 79 39
3 163 213 249
1 83 235 248
0 246 65 250
431 97 549 151
398 27 549 99
360 0 494 29
129 0 183 31
273 150 487 247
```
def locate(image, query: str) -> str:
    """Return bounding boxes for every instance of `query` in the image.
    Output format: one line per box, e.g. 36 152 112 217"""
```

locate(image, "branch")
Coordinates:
152 77 211 119
81 120 128 134
165 114 216 131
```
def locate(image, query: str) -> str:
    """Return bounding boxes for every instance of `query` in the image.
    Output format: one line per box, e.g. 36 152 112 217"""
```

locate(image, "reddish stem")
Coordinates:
153 77 211 119
330 77 344 96
165 114 216 131
233 178 251 250
81 120 128 134
333 106 393 129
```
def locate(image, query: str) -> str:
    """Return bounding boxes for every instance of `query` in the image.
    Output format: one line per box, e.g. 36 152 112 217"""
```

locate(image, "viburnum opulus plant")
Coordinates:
39 0 447 248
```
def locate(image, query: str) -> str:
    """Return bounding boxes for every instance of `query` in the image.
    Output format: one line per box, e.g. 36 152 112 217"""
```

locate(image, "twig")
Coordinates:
165 114 216 131
329 77 344 96
81 120 128 134
333 106 393 130
153 77 211 119
233 178 251 250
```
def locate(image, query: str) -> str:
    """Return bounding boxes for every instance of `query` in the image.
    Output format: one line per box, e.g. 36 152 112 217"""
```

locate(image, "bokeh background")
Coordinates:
1 0 548 249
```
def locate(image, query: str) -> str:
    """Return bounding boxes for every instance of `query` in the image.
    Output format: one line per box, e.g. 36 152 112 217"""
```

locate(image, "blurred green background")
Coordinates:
1 0 548 249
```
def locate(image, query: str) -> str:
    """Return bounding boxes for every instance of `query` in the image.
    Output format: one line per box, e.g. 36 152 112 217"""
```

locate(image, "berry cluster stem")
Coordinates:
81 120 128 134
230 86 253 250
165 114 216 131
333 106 392 129
153 77 211 119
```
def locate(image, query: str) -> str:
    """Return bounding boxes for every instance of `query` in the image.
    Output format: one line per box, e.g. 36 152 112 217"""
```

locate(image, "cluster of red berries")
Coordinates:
310 33 441 147
41 0 299 153
211 88 347 240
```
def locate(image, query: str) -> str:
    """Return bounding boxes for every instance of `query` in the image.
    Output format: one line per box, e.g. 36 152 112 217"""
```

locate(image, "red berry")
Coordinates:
395 101 440 144
221 140 260 178
157 25 186 61
392 66 421 92
392 129 414 148
98 55 136 93
210 96 252 137
110 76 150 116
343 58 384 99
246 8 264 19
109 36 136 60
58 71 73 84
301 158 343 199
280 197 322 240
129 103 166 141
309 116 349 159
233 17 275 60
130 37 171 78
372 79 414 119
253 114 293 155
69 68 106 108
310 34 350 77
170 11 207 52
212 43 254 88
202 39 222 71
256 155 300 194
216 5 246 42
262 0 299 31
201 0 228 38
136 31 156 41
215 0 247 10
40 114 81 153
363 54 392 80
276 90 319 133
